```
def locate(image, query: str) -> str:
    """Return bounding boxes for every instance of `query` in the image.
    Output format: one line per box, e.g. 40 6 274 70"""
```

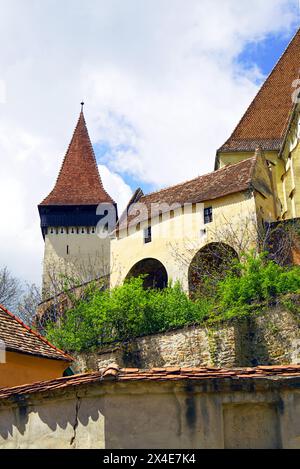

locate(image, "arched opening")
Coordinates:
188 243 238 298
125 258 168 289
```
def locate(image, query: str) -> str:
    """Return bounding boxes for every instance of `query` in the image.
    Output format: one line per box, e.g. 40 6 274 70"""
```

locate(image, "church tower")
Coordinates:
215 28 300 222
38 105 116 298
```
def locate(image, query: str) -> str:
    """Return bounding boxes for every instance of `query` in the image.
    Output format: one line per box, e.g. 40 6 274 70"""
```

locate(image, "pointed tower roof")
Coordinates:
218 28 300 154
40 108 115 206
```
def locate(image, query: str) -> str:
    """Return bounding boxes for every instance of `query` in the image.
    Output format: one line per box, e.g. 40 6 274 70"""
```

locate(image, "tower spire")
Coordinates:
39 110 114 206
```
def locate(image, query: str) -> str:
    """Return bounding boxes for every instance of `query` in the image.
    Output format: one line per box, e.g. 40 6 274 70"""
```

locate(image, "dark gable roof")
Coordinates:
0 304 72 362
40 111 115 206
118 157 257 229
218 28 300 154
1 365 300 400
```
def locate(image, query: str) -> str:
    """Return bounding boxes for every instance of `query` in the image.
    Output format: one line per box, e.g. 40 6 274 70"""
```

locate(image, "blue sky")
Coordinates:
238 24 299 78
94 22 300 198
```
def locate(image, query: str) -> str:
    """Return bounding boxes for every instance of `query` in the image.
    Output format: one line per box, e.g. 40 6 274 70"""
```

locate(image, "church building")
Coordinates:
39 28 300 302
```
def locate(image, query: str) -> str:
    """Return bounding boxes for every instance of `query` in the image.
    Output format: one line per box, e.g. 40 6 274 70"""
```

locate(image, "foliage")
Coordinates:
211 252 300 321
46 252 300 352
46 277 211 352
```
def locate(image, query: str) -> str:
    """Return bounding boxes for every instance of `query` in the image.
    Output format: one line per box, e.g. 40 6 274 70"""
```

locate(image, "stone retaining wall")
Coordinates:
73 300 300 373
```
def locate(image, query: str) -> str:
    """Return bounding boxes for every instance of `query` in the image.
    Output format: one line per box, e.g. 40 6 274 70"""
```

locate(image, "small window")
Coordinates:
144 226 152 244
204 207 213 224
66 245 69 255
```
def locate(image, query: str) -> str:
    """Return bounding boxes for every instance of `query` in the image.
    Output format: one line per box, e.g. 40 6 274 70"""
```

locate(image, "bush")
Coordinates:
46 253 300 351
46 277 212 352
213 252 300 320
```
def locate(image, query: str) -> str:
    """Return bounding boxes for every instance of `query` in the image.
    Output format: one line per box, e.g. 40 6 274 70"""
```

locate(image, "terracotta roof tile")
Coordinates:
1 365 300 400
218 29 300 153
0 304 72 362
118 157 257 229
40 111 114 206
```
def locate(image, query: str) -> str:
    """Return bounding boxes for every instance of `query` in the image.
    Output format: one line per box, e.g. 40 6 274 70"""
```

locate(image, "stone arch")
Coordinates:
188 242 238 298
125 258 168 289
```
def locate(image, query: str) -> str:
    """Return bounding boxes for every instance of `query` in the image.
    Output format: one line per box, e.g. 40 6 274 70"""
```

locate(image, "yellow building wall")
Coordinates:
110 191 258 291
217 149 295 221
217 151 278 169
0 352 69 388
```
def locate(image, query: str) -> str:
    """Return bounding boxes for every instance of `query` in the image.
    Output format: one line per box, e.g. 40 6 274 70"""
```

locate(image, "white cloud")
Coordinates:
98 164 132 214
0 0 297 284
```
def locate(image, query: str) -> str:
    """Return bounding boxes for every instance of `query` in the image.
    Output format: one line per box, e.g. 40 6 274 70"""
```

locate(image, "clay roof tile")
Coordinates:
218 28 300 154
0 304 72 362
40 111 115 206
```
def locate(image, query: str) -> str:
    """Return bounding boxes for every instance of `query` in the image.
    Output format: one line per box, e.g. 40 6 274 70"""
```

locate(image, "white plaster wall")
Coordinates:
43 228 110 295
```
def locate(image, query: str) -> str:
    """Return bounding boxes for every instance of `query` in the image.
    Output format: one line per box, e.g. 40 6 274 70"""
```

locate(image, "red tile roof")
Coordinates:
118 157 257 229
1 365 300 400
218 28 300 154
40 111 115 206
0 304 72 362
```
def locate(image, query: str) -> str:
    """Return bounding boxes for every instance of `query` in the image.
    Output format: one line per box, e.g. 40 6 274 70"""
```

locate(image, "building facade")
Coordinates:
39 28 300 300
1 365 300 449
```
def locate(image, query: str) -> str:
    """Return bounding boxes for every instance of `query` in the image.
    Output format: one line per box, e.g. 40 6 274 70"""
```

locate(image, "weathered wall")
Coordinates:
0 352 69 388
1 378 300 449
73 302 300 373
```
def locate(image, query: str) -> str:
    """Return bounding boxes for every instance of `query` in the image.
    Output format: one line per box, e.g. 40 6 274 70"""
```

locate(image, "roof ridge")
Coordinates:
139 156 256 200
0 303 73 361
2 365 300 399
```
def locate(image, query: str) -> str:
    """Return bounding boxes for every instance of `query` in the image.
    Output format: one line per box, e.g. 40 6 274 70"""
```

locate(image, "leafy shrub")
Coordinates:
46 277 211 352
213 252 300 320
46 252 300 351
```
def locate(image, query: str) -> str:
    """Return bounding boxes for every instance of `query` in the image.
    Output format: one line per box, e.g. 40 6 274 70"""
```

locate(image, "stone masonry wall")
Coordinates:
73 301 300 373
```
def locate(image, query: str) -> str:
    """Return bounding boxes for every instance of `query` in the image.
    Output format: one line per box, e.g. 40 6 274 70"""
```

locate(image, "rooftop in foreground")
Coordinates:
0 304 73 362
1 364 300 400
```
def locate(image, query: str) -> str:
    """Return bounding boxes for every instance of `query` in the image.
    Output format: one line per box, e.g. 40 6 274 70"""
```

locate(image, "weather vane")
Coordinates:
81 101 85 112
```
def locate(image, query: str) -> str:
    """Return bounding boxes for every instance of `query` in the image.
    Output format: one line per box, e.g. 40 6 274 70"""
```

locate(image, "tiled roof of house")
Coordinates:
218 28 300 154
118 156 257 229
0 304 73 362
1 365 300 400
40 111 115 206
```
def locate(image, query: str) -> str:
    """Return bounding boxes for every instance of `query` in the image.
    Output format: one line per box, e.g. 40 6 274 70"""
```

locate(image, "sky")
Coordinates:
0 0 299 286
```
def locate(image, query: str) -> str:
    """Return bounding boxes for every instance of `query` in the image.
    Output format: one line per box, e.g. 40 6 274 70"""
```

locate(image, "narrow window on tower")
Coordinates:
204 207 213 224
144 226 152 244
67 245 69 255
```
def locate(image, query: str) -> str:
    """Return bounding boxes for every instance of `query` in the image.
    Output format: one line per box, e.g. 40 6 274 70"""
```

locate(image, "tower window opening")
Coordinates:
67 245 69 255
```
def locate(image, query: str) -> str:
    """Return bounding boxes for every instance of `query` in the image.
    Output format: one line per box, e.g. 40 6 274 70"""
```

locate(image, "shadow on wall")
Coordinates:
0 382 286 449
0 386 195 449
